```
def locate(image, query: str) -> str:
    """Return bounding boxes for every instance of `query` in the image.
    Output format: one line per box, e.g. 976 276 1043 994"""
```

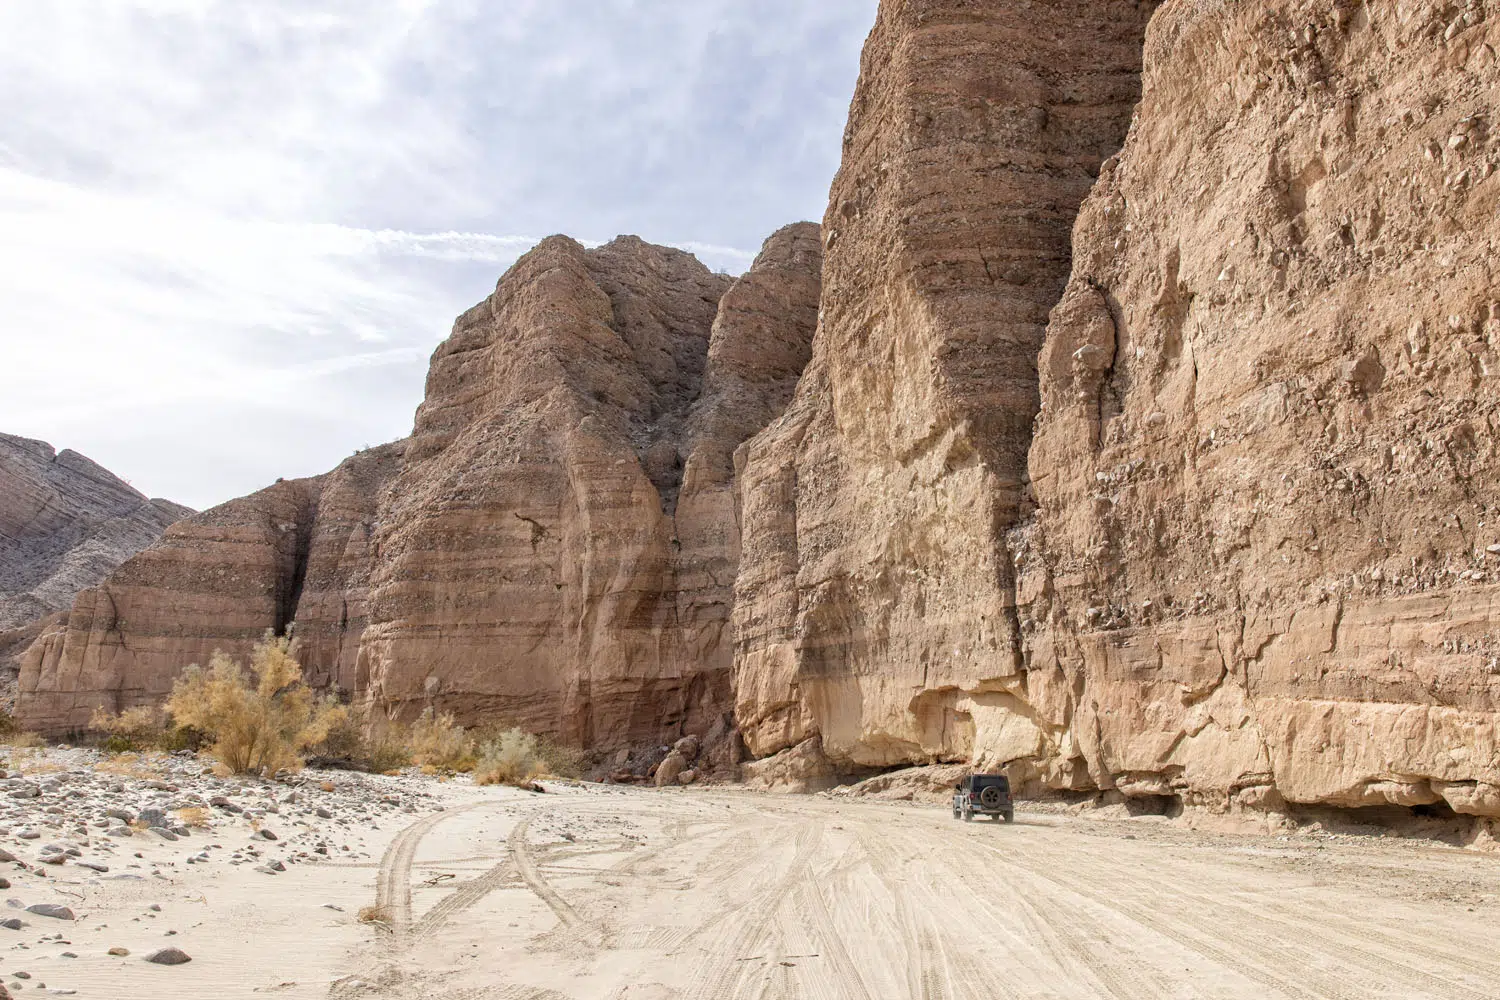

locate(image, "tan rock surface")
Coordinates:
359 226 819 747
18 444 400 732
732 0 1159 767
736 0 1500 820
1018 0 1500 814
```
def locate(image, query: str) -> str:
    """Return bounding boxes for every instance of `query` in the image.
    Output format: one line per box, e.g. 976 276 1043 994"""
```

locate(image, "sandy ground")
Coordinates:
10 776 1500 999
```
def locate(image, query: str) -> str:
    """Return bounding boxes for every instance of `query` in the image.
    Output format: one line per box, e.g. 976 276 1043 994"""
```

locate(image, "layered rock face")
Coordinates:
738 0 1500 818
18 227 820 742
1018 0 1500 814
360 226 820 747
0 433 191 632
733 0 1159 768
18 445 400 731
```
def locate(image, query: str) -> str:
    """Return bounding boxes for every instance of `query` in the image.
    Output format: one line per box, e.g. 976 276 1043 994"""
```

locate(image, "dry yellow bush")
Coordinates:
167 631 343 776
408 709 473 771
175 806 211 828
93 752 171 779
473 728 544 787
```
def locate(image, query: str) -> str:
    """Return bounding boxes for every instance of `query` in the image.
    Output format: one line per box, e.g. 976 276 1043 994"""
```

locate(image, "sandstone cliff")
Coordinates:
1018 0 1500 816
0 433 191 633
18 227 821 743
18 444 401 732
733 0 1159 769
358 226 820 747
738 0 1500 820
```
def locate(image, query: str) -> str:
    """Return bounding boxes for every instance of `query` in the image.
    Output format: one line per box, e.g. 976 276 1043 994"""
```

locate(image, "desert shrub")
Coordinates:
470 724 582 782
471 727 584 785
175 805 211 828
309 707 413 774
363 731 415 774
408 709 473 770
88 705 204 753
0 712 41 748
167 631 342 776
473 728 540 786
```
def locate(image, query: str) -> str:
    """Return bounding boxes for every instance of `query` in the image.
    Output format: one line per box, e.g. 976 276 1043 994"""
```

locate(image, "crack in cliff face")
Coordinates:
273 491 319 639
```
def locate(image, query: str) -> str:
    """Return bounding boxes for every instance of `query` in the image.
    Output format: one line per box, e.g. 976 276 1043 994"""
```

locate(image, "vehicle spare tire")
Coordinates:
978 785 1003 809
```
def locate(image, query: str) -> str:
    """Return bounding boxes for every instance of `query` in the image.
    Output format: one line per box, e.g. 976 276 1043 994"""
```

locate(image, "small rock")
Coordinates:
25 904 74 921
107 947 129 956
0 851 15 864
144 947 191 965
256 829 278 841
0 919 21 930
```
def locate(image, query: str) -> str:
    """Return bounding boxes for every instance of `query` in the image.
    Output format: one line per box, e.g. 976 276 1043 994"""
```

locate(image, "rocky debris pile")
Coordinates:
0 746 441 899
599 717 745 787
742 737 840 795
822 763 971 805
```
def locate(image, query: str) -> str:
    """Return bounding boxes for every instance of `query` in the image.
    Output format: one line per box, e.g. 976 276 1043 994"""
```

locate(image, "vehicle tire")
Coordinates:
962 807 973 822
952 806 961 820
979 786 1003 809
1002 809 1015 823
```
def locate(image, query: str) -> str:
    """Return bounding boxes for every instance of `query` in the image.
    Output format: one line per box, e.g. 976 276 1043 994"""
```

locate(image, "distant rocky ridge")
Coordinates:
0 433 190 634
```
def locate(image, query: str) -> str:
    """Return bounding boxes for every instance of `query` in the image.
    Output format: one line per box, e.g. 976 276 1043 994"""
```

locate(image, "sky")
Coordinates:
0 1 876 509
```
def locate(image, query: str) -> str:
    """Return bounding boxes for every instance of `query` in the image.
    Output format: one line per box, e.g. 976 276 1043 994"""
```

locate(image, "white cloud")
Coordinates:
0 1 875 508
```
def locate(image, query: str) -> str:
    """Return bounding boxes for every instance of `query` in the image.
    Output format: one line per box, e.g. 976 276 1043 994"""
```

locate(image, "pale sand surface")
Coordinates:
7 769 1500 999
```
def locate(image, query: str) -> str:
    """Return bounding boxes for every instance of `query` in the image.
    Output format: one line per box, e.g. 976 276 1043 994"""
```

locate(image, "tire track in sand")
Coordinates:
373 804 479 938
681 818 825 999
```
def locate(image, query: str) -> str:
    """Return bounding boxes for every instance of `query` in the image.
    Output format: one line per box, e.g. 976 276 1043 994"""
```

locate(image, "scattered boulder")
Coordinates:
741 737 838 794
654 751 689 788
145 947 192 965
25 903 74 920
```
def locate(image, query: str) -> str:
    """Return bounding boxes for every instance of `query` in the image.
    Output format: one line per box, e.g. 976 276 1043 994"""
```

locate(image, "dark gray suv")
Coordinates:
952 774 1014 823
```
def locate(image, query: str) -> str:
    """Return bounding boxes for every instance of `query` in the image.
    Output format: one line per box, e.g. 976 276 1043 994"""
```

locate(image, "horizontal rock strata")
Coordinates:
359 226 820 746
732 0 1159 768
18 444 400 732
18 227 821 745
1019 0 1500 815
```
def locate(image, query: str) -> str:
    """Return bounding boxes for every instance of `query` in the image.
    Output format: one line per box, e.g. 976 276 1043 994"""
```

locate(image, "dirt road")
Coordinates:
333 784 1500 999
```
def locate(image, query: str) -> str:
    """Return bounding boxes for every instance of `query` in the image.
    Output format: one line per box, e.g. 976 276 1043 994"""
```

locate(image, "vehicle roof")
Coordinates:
965 773 1010 786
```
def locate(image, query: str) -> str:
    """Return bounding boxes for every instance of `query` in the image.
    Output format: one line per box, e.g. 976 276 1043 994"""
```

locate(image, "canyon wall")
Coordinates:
17 226 820 743
357 226 819 747
732 0 1159 769
1018 0 1500 814
738 0 1500 818
17 444 400 731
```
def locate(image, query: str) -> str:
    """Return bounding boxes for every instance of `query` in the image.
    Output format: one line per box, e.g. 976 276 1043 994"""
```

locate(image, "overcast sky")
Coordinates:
0 1 875 509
